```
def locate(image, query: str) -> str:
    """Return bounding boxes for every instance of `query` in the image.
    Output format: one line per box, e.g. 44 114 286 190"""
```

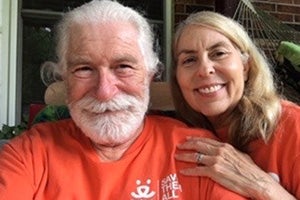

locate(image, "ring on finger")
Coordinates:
196 152 204 165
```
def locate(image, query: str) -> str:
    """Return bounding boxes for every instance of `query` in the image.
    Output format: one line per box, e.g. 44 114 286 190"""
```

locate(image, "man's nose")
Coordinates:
95 70 118 102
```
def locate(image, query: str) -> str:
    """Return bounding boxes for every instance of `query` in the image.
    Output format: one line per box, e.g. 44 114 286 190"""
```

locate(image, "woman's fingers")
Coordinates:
179 166 207 176
176 138 271 198
177 137 224 156
186 136 223 146
176 137 296 199
175 152 208 165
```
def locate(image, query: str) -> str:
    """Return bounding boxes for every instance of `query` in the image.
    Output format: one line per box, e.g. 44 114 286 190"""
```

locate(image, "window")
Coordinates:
0 0 19 125
20 0 172 118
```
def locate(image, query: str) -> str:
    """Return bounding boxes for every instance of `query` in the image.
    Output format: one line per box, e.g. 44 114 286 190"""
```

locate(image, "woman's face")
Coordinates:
175 25 249 126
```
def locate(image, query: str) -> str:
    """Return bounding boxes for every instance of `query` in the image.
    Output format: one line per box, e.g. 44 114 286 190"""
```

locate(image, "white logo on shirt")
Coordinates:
131 179 156 199
130 174 182 199
161 173 182 200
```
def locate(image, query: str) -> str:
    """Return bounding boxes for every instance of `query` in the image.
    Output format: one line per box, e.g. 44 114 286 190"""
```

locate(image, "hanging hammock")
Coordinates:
233 0 300 104
233 0 300 66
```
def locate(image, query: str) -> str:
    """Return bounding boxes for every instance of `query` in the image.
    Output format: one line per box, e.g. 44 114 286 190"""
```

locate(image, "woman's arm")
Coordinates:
175 137 297 200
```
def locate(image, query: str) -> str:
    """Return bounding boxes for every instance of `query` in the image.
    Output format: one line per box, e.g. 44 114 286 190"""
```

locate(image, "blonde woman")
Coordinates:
172 11 300 200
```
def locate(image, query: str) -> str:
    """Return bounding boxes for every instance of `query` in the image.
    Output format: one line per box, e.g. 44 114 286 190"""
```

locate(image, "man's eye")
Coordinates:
115 64 134 75
118 64 132 69
72 66 93 78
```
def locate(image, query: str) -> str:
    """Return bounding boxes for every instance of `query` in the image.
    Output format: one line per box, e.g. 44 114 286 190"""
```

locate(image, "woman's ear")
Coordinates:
241 52 249 64
242 53 250 81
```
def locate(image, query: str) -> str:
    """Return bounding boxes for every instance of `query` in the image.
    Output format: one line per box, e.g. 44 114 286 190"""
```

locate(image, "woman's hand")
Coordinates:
175 137 296 200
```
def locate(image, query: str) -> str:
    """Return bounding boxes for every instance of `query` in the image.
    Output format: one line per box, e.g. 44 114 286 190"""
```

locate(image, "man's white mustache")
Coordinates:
73 94 141 113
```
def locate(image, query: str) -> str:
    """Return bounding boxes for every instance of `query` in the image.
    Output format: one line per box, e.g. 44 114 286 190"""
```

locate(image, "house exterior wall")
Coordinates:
174 0 300 30
1 0 300 126
253 0 300 30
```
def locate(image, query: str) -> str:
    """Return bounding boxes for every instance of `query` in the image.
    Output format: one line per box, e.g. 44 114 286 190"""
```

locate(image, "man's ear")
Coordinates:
148 70 156 82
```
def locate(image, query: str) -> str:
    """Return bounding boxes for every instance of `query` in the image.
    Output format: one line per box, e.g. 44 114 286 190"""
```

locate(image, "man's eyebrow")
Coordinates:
66 53 140 69
67 55 90 67
113 53 139 63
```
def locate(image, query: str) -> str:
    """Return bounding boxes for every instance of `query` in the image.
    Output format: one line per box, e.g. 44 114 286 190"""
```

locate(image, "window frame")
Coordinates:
0 0 21 126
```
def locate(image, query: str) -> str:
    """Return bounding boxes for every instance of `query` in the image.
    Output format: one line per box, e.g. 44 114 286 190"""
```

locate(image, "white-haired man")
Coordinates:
0 1 246 199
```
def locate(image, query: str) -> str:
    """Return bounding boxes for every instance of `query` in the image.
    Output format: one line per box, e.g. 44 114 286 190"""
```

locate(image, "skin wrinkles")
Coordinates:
176 25 249 127
64 21 150 161
176 41 233 60
65 21 147 104
174 12 298 200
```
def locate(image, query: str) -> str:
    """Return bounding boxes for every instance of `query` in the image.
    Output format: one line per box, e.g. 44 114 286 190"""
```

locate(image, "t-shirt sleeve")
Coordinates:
0 131 44 199
290 154 300 198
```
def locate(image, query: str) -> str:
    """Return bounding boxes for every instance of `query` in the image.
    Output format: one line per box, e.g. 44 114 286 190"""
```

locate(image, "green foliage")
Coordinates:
0 106 70 140
0 117 28 140
0 124 27 140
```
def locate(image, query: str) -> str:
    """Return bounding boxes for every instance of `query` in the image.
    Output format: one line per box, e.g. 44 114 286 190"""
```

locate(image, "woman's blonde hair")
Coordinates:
171 11 281 151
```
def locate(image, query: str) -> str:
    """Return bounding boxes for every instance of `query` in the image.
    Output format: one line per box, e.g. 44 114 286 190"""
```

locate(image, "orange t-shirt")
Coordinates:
250 101 300 198
0 115 245 200
218 101 300 198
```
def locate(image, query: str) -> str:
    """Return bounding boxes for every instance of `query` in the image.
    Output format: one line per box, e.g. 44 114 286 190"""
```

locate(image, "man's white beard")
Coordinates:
68 87 149 145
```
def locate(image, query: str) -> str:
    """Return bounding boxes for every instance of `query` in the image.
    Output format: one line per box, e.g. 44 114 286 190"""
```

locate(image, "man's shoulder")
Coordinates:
31 118 76 132
146 114 187 127
25 118 80 142
145 115 215 139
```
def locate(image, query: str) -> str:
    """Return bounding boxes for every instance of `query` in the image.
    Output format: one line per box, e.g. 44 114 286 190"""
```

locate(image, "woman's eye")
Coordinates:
72 66 93 78
211 50 228 59
181 56 196 66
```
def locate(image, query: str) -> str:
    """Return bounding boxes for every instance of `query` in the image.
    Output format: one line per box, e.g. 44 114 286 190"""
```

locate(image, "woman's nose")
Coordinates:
196 58 215 77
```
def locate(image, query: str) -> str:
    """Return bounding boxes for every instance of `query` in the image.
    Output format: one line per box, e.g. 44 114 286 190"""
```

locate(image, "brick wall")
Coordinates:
174 0 214 25
253 0 300 30
174 0 300 30
173 0 300 104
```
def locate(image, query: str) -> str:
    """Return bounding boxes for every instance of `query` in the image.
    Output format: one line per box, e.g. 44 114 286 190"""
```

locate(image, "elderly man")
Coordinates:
0 1 246 199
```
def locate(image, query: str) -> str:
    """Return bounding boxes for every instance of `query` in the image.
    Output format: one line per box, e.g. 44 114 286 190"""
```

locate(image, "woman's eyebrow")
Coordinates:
176 49 197 57
207 41 231 51
177 41 232 57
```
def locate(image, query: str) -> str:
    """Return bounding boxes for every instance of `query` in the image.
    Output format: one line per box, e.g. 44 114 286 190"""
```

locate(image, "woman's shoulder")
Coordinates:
281 100 300 117
276 100 300 136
